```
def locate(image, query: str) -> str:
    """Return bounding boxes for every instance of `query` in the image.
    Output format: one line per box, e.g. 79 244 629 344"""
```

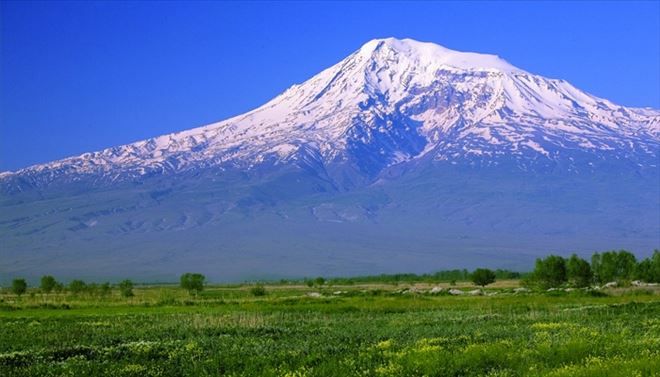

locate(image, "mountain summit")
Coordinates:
1 38 658 281
3 38 658 190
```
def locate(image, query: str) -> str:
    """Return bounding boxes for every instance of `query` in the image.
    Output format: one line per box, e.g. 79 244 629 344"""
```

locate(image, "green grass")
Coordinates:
1 284 659 376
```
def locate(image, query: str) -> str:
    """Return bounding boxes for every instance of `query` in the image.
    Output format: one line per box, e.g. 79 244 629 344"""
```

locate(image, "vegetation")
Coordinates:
566 254 592 288
470 268 496 287
118 280 134 298
0 279 658 376
249 284 267 296
2 249 659 376
11 279 27 296
592 250 637 284
531 255 567 289
68 279 87 295
180 273 205 296
635 250 660 283
39 276 57 294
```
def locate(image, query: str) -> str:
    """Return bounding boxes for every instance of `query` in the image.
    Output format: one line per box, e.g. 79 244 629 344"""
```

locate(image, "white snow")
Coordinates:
2 38 658 180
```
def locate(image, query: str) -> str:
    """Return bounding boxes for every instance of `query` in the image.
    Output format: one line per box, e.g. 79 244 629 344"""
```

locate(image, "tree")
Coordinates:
592 250 637 283
12 279 27 296
652 250 660 283
118 279 134 298
314 277 325 286
636 250 660 283
68 279 87 295
471 268 496 287
40 275 57 294
616 250 637 281
566 254 592 287
533 255 567 289
180 273 205 295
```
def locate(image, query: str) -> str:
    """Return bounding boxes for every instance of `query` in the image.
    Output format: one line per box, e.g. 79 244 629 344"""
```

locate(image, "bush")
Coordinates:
118 279 134 298
471 268 496 287
11 279 27 296
68 280 87 295
99 282 112 297
250 284 267 297
180 273 205 295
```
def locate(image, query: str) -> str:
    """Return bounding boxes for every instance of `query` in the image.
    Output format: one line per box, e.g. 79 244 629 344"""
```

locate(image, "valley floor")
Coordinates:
1 282 659 376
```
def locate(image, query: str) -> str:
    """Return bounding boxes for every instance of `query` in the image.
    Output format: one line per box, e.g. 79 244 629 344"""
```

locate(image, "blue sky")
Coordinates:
1 1 659 171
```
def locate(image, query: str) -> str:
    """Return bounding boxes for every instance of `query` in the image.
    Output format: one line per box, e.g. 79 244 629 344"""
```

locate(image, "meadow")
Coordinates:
1 281 659 377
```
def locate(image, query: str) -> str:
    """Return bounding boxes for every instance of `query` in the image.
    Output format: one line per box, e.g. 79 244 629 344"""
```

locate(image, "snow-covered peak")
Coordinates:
359 37 524 74
1 38 658 190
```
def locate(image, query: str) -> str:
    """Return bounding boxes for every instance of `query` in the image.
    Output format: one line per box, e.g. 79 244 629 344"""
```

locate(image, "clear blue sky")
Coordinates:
1 1 659 171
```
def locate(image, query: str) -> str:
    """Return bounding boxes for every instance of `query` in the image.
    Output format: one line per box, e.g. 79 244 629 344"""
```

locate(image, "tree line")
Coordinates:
8 276 135 298
321 269 521 286
5 250 659 295
6 273 207 298
527 250 660 289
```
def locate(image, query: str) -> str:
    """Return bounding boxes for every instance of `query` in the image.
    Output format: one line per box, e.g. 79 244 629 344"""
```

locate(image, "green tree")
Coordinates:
635 258 652 282
40 275 57 294
68 279 87 295
314 277 326 286
592 250 637 283
566 254 592 287
533 255 567 289
180 273 206 295
636 250 660 283
652 250 660 283
118 279 134 298
12 278 27 296
471 268 496 287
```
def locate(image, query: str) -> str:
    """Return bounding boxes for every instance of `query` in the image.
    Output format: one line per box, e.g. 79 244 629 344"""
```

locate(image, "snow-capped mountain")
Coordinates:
1 38 658 282
2 38 658 191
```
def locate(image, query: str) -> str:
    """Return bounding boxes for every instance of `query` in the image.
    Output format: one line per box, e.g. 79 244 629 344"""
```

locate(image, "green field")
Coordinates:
1 282 659 376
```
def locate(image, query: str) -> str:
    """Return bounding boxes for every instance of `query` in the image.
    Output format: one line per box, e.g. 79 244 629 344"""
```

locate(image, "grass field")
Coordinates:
1 282 659 376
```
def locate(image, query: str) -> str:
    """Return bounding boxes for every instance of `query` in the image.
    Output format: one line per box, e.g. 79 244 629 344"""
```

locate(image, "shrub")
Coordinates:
250 284 267 296
11 279 27 296
471 268 496 287
180 273 205 295
99 282 112 297
68 280 87 295
118 279 134 298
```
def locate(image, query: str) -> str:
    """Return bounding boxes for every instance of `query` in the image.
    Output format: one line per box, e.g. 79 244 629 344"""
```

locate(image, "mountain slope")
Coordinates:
1 38 658 282
2 38 658 190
